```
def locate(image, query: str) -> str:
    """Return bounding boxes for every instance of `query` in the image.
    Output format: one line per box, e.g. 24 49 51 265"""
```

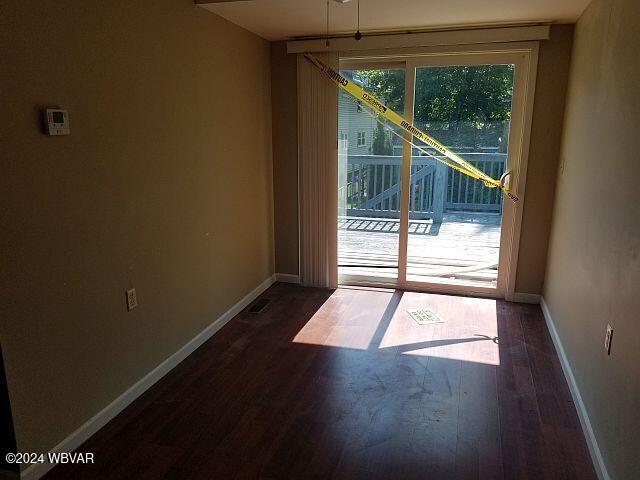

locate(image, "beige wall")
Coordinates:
271 42 299 275
0 0 273 456
543 0 640 478
270 28 575 292
515 24 574 293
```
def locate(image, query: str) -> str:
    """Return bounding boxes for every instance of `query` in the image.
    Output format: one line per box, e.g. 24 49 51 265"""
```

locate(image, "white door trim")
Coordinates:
397 59 416 285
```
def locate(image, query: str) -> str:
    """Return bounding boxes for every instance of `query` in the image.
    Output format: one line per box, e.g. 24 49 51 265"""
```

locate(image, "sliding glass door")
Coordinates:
338 48 533 298
405 63 514 288
337 64 406 284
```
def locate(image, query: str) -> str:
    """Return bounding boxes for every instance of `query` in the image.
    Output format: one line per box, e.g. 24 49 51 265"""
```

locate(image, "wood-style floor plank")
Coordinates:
44 283 595 480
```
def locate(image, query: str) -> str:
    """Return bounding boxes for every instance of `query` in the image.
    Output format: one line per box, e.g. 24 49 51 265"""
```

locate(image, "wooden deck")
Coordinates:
338 213 502 286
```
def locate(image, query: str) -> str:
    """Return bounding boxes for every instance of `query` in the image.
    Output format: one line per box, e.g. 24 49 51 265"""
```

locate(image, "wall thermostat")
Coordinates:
43 108 70 135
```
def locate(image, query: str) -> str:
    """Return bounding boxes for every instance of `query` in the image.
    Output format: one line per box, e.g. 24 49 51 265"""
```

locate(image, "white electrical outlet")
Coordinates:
126 288 138 311
604 324 613 355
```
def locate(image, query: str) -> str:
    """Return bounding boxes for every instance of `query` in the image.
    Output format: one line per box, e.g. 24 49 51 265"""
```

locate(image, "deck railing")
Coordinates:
339 153 506 221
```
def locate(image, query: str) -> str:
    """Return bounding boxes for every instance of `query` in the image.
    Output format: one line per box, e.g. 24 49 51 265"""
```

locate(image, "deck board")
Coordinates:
339 212 502 285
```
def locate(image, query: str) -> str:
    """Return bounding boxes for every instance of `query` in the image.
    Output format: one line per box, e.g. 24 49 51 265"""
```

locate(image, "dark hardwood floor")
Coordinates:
45 283 596 480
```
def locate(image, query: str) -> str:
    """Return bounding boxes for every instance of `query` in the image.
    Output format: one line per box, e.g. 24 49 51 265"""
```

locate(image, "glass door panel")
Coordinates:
406 64 515 287
338 66 405 282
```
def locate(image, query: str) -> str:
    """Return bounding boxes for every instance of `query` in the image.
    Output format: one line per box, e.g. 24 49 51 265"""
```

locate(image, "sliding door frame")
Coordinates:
339 42 539 300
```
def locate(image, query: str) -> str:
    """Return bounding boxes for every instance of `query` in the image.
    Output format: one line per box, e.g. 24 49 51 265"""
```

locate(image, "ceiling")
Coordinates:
197 0 591 41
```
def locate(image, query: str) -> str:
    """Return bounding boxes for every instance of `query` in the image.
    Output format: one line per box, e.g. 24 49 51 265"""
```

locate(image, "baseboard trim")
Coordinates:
512 292 541 304
21 274 276 480
275 273 300 284
540 297 610 480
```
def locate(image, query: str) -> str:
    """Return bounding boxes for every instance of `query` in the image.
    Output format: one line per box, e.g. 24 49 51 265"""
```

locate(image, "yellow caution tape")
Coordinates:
304 53 519 203
349 95 506 189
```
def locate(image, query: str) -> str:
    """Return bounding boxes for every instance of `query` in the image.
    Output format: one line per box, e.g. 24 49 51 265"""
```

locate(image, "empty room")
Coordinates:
1 0 639 479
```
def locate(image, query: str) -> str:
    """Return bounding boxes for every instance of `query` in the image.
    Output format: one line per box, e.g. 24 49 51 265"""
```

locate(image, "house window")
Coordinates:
357 131 366 147
339 132 348 149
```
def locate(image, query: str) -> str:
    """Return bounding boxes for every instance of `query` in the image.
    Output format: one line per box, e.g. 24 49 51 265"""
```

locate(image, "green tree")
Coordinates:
371 122 393 155
353 65 514 150
353 69 405 112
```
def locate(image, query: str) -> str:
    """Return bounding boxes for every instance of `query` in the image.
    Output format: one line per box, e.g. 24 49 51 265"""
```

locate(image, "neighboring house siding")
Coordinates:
338 91 376 155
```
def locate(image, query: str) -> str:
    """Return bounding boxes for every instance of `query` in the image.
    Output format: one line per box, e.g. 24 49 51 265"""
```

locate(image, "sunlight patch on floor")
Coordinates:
292 288 500 365
380 292 500 365
292 287 394 350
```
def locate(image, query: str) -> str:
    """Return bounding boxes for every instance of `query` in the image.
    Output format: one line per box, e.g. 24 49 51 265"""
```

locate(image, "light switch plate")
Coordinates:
604 324 613 355
126 288 138 311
